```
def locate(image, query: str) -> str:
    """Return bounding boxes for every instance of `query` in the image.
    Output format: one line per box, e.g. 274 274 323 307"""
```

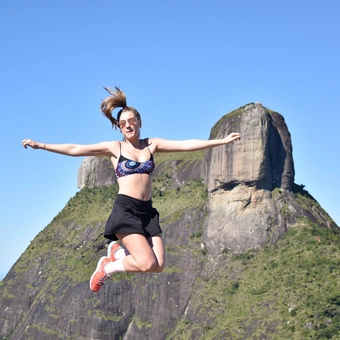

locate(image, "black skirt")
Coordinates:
104 194 162 241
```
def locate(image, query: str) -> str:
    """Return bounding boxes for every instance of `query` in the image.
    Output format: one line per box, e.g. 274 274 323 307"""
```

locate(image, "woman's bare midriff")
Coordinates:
117 174 153 201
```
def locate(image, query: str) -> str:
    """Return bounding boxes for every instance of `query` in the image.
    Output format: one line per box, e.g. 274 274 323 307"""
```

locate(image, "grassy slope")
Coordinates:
0 176 208 340
2 149 340 339
167 221 340 340
5 150 206 284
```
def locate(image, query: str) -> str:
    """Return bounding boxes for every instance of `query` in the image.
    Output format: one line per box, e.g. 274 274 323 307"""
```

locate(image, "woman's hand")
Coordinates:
22 139 43 149
224 133 241 144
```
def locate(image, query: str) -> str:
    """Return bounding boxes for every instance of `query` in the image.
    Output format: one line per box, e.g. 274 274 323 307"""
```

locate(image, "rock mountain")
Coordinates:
0 103 338 340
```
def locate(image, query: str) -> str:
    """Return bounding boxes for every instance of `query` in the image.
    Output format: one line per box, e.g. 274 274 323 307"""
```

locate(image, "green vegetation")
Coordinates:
1 170 208 338
168 222 340 339
153 179 208 224
10 176 207 287
154 150 205 165
3 148 340 339
135 317 153 329
12 185 120 284
55 185 119 224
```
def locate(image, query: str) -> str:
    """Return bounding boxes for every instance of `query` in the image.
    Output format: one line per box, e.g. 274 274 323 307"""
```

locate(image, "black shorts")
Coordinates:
104 194 162 241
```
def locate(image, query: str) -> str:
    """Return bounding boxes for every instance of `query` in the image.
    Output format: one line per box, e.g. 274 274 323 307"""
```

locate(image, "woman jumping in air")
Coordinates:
22 87 240 292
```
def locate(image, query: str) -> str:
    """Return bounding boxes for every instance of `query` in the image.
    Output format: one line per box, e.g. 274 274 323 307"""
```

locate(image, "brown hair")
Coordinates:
100 86 141 129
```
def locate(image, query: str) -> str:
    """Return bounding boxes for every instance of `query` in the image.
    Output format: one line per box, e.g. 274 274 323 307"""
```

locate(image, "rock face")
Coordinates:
0 103 338 340
77 156 116 189
203 102 294 192
203 103 297 254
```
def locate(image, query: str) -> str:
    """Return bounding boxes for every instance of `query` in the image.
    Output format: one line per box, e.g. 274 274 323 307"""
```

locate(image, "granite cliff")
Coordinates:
1 103 339 340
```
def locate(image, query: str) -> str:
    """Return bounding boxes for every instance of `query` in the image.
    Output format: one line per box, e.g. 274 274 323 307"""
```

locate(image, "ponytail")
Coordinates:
100 86 141 129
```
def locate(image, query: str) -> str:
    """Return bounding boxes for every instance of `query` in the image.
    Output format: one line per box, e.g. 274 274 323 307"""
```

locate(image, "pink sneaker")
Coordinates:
107 241 122 262
89 256 111 292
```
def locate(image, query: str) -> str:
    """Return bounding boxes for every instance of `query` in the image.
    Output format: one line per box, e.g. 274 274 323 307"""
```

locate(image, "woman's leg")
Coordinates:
105 233 165 274
90 233 165 292
146 233 165 273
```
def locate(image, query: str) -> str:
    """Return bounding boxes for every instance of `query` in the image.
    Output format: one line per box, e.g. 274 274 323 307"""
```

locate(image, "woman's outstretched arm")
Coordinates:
22 139 118 157
152 133 241 153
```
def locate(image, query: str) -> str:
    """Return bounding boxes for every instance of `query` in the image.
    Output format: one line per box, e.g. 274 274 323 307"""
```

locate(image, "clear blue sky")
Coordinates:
1 0 339 280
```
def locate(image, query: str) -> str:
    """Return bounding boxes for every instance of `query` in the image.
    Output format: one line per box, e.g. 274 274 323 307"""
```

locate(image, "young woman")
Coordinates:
22 87 241 292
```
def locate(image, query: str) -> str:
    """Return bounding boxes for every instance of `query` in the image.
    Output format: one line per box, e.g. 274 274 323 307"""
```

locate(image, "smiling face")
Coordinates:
118 110 142 141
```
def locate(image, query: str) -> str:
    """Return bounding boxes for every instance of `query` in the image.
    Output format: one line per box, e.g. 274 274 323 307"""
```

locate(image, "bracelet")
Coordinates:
43 143 46 150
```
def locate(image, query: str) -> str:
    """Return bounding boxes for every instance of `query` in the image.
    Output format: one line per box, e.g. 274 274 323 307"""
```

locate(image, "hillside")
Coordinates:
1 103 339 340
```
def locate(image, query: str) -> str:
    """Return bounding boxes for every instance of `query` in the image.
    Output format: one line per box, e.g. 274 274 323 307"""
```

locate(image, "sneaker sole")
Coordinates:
89 256 107 292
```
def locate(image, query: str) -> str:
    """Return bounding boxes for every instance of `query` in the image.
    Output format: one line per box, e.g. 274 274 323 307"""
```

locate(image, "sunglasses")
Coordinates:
118 117 139 129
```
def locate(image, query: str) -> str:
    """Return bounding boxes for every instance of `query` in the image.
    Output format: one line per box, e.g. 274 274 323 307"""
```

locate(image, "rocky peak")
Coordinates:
1 103 337 340
203 102 294 192
77 156 116 189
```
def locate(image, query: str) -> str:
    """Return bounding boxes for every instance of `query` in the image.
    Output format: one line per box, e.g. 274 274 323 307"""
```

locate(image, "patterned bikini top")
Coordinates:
115 139 156 179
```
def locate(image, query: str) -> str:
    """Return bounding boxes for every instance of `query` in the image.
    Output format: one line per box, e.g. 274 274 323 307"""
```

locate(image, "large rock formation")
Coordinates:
77 156 116 189
0 103 338 340
204 103 296 254
202 104 332 256
203 102 294 192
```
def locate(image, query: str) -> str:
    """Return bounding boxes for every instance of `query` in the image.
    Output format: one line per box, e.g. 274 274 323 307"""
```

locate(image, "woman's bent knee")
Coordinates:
139 258 157 272
139 259 165 273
